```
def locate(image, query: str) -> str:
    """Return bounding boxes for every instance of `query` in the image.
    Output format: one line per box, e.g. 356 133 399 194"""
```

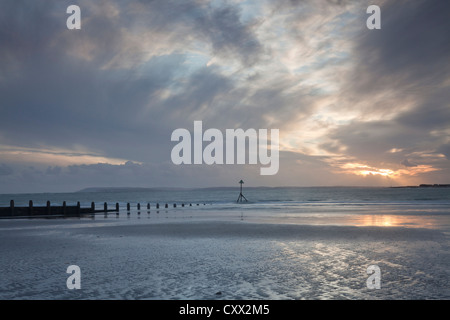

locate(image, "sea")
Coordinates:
1 186 449 228
2 186 450 206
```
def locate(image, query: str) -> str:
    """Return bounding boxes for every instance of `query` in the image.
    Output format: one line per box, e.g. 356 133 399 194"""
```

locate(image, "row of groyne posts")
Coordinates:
0 200 207 218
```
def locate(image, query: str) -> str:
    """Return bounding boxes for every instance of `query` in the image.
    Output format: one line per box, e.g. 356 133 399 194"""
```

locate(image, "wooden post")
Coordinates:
116 203 119 213
10 200 14 216
127 203 130 211
147 203 150 210
173 203 176 208
182 203 185 207
165 203 168 208
47 201 51 215
156 203 159 209
29 200 33 216
137 203 141 210
104 202 108 212
63 201 67 216
91 202 95 212
77 201 80 216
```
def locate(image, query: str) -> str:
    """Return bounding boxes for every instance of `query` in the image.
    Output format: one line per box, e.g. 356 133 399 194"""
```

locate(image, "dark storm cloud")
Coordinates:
325 120 415 160
192 4 264 66
344 0 450 109
119 0 265 67
354 0 450 86
0 0 267 164
162 65 234 121
437 144 450 161
396 87 450 130
326 0 450 167
0 52 186 161
401 159 417 168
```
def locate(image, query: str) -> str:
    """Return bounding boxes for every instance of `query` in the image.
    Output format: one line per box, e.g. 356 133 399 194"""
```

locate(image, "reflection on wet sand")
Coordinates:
249 211 450 230
354 214 445 229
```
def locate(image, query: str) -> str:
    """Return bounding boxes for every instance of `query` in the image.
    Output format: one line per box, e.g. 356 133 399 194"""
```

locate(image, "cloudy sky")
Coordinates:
1 0 449 193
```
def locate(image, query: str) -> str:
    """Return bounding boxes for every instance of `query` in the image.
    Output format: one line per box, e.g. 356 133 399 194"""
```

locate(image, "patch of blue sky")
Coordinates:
236 0 267 24
183 52 211 71
327 10 361 37
293 52 349 75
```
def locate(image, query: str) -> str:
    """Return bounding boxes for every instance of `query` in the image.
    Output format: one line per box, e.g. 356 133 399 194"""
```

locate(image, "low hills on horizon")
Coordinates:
77 184 450 193
76 186 272 193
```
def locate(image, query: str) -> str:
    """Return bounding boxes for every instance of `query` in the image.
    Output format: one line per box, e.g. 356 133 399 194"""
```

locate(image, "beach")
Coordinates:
1 203 449 300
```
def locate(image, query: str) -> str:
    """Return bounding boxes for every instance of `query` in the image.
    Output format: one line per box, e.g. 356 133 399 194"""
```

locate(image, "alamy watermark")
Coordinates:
66 265 81 289
366 5 381 30
171 121 279 175
366 265 381 289
66 5 81 30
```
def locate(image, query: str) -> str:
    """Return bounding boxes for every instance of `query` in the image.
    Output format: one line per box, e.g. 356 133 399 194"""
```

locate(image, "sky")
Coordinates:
0 0 449 193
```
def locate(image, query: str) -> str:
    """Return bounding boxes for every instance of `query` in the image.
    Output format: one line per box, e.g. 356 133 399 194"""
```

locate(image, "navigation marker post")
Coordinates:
237 180 248 203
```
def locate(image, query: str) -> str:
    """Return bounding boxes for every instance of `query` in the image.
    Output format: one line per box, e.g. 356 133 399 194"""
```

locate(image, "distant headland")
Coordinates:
391 184 450 188
78 185 450 193
76 187 189 193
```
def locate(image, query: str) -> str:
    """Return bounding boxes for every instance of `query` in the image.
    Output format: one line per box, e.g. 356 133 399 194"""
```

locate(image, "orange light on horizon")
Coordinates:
357 168 394 177
339 162 395 178
338 161 439 181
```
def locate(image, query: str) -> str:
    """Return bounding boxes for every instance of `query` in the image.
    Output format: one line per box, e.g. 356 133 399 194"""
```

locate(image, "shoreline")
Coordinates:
0 205 449 230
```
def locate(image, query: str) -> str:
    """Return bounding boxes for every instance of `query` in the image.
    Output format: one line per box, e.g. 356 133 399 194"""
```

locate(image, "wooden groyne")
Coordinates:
0 200 207 219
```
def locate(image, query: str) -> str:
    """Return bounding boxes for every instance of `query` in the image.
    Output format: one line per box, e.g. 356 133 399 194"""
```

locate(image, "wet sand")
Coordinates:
0 210 449 299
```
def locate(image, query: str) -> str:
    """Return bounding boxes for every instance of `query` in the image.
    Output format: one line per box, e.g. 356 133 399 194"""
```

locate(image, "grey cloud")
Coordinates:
163 66 234 120
0 164 13 176
0 160 258 193
0 0 269 163
344 0 450 106
324 117 443 169
396 88 450 131
193 4 264 66
120 0 265 67
437 144 450 161
334 0 450 113
0 54 186 161
401 159 417 168
45 166 62 175
322 0 450 170
355 0 450 84
327 121 406 158
162 67 318 131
